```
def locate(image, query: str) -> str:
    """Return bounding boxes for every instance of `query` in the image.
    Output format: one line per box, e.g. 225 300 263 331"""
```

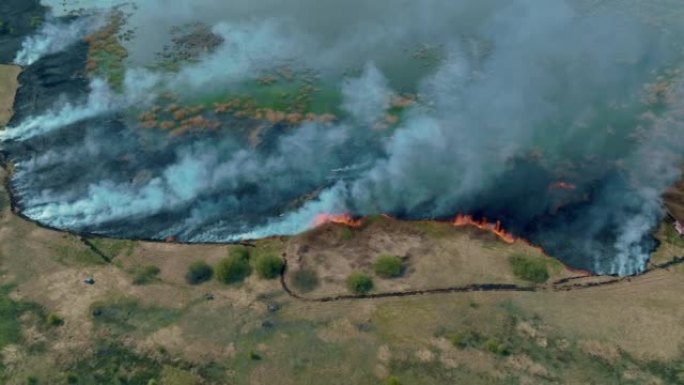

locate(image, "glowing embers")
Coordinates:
452 214 516 244
312 213 363 228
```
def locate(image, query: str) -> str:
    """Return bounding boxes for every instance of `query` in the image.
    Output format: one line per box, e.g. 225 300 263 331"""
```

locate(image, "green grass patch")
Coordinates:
509 254 549 284
131 265 161 285
664 224 684 248
90 298 181 336
88 238 137 259
290 269 319 293
48 237 107 267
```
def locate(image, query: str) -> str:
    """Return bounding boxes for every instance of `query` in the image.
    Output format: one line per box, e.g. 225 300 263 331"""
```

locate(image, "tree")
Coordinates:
346 272 373 294
215 251 251 284
185 261 213 285
373 255 403 278
254 255 284 279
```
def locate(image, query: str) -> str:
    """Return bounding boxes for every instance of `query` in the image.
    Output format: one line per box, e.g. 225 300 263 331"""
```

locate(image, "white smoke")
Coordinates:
0 79 114 141
14 14 105 66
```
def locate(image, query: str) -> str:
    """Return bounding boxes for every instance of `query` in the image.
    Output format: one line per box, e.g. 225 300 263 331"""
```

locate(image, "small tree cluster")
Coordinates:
185 261 213 285
215 247 252 284
346 272 373 294
373 255 403 278
254 255 284 279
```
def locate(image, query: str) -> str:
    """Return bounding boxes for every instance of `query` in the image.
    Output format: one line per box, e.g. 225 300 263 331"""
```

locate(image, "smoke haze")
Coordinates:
4 0 684 275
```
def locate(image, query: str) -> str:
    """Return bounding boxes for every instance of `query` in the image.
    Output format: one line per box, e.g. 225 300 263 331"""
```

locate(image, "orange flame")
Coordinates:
548 181 577 191
312 213 363 228
452 214 516 244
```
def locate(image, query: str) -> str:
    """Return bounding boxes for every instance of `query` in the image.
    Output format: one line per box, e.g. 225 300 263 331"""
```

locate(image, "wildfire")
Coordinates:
312 213 363 228
548 181 577 191
452 214 516 244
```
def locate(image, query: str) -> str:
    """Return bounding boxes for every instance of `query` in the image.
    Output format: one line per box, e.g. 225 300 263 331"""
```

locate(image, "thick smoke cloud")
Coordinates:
5 0 684 275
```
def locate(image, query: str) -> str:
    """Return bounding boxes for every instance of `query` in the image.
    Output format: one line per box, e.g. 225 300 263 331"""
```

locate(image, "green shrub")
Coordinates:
132 265 161 285
215 252 251 284
47 313 64 327
373 255 403 278
483 338 510 356
450 331 482 349
384 376 402 385
254 255 284 279
291 269 319 293
509 255 549 283
248 350 262 360
185 261 213 285
346 272 373 294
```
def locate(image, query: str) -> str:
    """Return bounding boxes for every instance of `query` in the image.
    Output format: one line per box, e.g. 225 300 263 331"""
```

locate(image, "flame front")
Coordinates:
452 214 516 244
313 213 363 228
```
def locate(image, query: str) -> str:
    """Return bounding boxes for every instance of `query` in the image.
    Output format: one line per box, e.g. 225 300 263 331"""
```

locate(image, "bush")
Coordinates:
450 331 482 349
47 313 64 327
254 255 284 279
384 376 402 385
185 261 213 285
216 251 251 284
346 272 373 294
373 255 403 278
132 265 160 285
509 255 549 283
291 269 319 293
483 338 510 356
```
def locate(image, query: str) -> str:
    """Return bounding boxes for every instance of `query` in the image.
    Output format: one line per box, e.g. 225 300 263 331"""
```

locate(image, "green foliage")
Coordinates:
373 255 403 279
254 255 284 279
26 376 39 385
64 341 163 384
665 224 684 247
0 286 36 349
450 331 483 349
291 269 319 293
88 238 136 259
185 261 213 285
483 338 510 356
216 250 251 284
384 376 402 385
346 272 374 294
248 351 262 360
90 299 181 336
132 265 161 285
47 313 64 327
509 255 549 283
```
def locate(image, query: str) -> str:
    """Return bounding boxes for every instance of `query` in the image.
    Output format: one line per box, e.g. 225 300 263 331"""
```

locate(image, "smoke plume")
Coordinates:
4 0 684 275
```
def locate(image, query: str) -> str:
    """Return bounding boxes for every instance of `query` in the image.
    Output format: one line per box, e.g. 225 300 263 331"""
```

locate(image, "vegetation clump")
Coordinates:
47 313 64 327
132 265 161 285
215 248 252 284
254 254 284 279
509 254 549 283
185 261 213 285
346 272 374 294
373 255 403 278
290 269 319 293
